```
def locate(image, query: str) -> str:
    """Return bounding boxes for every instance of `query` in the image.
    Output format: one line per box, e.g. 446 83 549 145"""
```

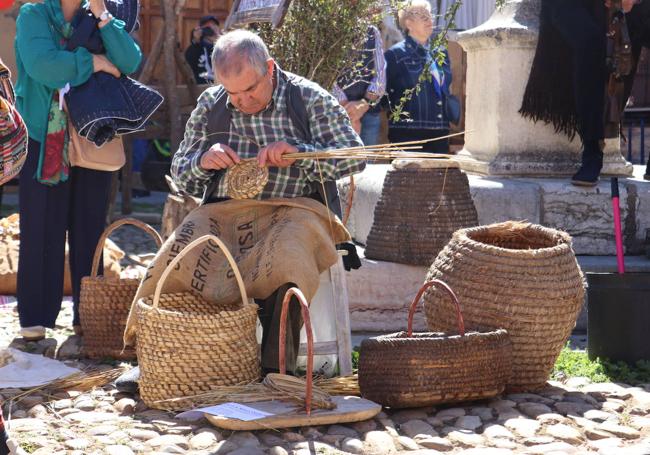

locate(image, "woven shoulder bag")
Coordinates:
0 61 27 186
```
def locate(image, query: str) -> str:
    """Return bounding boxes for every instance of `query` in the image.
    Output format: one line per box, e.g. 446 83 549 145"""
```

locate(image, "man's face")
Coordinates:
218 59 275 115
204 20 221 36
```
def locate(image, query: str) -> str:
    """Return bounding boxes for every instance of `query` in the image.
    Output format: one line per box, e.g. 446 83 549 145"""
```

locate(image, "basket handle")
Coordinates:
152 234 248 310
91 218 163 278
278 287 314 416
407 279 465 337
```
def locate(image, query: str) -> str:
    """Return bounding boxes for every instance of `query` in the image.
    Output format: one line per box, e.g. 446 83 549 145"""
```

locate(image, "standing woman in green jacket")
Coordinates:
14 0 142 340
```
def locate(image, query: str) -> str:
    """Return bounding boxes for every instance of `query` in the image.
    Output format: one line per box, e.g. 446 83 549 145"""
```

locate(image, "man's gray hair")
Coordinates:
212 30 271 78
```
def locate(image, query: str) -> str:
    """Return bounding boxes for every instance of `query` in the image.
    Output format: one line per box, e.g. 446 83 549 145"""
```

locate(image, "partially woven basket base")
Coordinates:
136 292 260 410
79 277 140 360
423 222 585 392
359 329 512 409
225 159 269 199
365 166 478 266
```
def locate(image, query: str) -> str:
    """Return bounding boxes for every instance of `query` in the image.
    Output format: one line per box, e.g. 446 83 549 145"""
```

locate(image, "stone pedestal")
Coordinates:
455 0 633 177
339 164 650 255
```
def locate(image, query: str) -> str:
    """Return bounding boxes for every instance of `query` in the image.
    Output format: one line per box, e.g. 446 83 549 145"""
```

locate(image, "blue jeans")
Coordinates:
360 111 381 146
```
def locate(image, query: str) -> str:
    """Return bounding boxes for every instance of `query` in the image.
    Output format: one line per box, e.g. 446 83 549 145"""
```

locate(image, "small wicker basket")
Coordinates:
136 234 260 410
359 280 512 409
79 218 162 360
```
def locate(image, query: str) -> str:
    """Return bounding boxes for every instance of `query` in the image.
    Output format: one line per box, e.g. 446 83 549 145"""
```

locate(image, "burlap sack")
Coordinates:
124 197 349 346
0 214 123 295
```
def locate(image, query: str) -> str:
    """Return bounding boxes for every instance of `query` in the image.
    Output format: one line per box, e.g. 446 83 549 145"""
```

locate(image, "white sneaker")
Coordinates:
20 325 45 341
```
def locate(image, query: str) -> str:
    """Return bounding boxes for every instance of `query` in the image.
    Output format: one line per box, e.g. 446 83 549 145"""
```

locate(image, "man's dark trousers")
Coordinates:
256 283 303 374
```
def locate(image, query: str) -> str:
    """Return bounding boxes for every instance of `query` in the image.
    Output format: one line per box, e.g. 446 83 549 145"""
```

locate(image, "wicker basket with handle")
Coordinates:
358 280 512 409
79 218 162 360
136 234 260 410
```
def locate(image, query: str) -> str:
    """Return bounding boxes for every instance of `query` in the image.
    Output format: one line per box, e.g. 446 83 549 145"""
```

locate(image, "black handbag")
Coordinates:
445 94 461 125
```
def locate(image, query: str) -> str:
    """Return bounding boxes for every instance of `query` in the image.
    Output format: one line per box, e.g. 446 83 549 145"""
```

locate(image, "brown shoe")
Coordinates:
20 326 46 342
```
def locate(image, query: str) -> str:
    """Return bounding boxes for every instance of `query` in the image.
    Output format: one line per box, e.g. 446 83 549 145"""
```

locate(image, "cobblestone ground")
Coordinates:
1 227 650 455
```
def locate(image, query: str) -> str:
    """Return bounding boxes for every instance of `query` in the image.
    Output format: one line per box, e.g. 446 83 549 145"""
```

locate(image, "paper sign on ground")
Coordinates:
177 402 274 421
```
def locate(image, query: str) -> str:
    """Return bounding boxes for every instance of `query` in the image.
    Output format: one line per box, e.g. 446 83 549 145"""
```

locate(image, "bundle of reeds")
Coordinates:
9 366 127 404
152 374 361 412
314 374 360 396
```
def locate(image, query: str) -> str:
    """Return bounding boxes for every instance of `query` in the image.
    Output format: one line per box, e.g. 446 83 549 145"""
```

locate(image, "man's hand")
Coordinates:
92 54 121 78
606 0 638 13
345 100 370 122
258 141 298 168
192 27 202 43
200 143 240 170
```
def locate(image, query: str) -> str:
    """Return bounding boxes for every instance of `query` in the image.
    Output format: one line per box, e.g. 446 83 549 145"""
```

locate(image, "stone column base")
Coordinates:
456 138 634 177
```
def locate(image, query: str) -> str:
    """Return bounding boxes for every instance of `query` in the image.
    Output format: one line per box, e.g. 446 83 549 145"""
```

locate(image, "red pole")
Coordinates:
611 178 625 274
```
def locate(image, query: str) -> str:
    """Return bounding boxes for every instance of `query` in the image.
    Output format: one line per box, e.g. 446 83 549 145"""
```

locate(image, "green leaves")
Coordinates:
260 0 382 90
552 345 650 385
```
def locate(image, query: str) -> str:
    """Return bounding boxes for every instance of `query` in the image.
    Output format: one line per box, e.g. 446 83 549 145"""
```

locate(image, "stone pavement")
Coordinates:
1 199 650 455
2 300 650 455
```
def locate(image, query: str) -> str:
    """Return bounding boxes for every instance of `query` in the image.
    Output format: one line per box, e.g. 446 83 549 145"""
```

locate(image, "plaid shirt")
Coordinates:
171 66 366 199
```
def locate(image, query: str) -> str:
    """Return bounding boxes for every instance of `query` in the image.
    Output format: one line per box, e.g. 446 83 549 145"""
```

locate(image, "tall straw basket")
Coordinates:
80 218 162 360
423 222 585 392
359 280 512 409
365 160 478 266
136 235 260 410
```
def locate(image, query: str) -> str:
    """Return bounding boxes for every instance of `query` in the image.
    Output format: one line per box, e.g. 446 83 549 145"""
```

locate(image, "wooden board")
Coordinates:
205 396 381 431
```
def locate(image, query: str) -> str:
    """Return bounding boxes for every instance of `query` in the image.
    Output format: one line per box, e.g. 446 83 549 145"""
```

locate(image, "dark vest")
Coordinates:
202 71 342 218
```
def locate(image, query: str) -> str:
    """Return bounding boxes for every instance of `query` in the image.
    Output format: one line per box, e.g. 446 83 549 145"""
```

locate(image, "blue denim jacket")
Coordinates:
385 35 452 130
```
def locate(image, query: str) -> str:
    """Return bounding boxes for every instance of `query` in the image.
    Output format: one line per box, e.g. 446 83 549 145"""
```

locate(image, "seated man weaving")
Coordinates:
168 30 365 375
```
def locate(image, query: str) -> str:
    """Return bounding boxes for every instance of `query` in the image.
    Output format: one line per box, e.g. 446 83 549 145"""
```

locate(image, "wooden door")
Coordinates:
138 0 233 83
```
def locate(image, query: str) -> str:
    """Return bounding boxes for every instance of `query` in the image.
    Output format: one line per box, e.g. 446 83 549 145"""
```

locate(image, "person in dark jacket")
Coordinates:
333 25 387 146
384 0 452 154
520 0 638 186
14 0 142 341
184 15 220 84
621 0 650 179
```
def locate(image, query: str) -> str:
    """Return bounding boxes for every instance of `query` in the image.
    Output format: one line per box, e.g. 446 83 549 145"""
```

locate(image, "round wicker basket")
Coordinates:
80 218 162 360
359 280 512 409
136 235 260 410
423 221 586 392
365 160 478 266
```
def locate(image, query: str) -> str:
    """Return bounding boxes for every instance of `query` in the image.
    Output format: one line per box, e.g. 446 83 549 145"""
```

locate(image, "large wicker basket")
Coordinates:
80 218 162 360
136 234 260 410
423 222 585 392
359 280 512 409
365 160 478 266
